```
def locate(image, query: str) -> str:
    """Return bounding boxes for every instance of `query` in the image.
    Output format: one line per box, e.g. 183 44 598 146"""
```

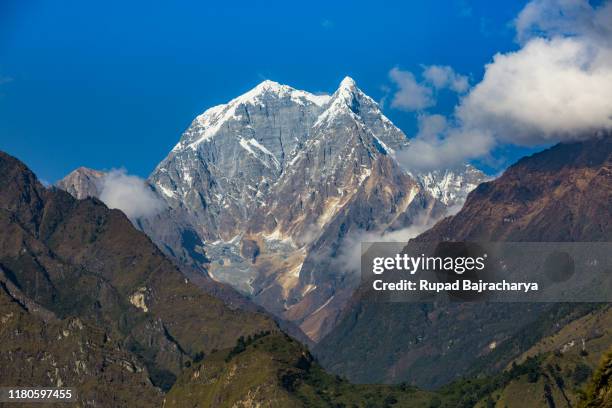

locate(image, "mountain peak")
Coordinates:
174 80 331 151
253 79 284 93
339 76 357 90
57 166 105 200
72 166 105 177
241 80 328 106
313 76 371 127
239 79 291 102
336 77 361 100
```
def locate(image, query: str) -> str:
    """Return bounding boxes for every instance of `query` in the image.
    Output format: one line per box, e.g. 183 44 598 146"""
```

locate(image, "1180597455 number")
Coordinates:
0 388 75 402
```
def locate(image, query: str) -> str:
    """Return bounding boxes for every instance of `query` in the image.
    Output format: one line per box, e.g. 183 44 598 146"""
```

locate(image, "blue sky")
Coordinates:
0 0 533 181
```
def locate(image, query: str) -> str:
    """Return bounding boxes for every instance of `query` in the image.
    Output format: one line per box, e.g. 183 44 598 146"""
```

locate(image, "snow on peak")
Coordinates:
257 79 282 89
171 77 400 153
336 76 362 102
173 80 330 151
239 79 330 107
339 76 357 89
314 76 373 127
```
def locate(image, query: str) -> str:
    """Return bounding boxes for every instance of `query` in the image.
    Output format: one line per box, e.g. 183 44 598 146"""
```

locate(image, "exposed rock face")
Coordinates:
149 80 331 241
314 136 612 387
58 78 486 342
0 151 276 400
56 166 105 199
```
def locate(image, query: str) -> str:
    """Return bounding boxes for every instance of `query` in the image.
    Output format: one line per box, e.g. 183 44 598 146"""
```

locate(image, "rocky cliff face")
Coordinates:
59 78 485 342
314 136 612 387
149 80 331 241
56 166 105 199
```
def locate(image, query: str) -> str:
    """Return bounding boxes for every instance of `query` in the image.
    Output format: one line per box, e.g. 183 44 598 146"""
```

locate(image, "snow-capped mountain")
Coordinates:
149 80 331 241
59 77 487 341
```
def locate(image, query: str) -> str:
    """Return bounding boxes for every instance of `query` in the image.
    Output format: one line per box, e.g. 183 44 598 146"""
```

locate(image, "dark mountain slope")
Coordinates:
0 151 276 396
0 267 163 407
315 136 612 389
464 306 612 407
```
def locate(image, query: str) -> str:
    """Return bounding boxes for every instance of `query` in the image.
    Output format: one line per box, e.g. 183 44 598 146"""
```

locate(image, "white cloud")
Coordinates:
397 127 495 171
395 0 612 171
422 65 470 93
514 0 612 45
389 67 435 111
415 114 448 140
99 169 165 219
334 211 441 275
457 36 612 146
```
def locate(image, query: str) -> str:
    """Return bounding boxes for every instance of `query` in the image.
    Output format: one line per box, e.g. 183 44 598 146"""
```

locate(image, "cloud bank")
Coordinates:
458 35 612 146
99 169 165 219
393 0 612 171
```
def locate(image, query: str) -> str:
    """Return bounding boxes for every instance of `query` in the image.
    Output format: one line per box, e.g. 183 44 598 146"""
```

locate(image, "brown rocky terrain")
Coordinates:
0 272 163 407
0 151 277 403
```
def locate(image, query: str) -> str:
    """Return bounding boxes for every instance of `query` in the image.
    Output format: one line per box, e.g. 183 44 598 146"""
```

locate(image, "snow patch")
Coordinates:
238 137 281 169
156 183 176 199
